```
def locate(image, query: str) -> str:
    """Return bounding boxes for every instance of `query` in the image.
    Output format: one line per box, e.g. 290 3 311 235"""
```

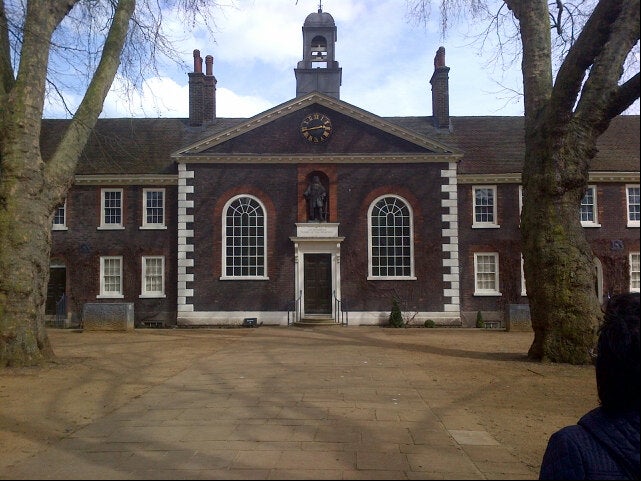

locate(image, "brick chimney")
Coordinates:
188 49 217 126
203 55 217 123
430 46 450 129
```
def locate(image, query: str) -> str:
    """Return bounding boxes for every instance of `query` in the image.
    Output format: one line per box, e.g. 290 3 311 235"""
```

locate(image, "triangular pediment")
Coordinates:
172 92 461 163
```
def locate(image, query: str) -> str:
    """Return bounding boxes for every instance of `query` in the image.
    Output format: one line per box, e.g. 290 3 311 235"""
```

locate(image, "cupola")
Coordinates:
295 7 342 99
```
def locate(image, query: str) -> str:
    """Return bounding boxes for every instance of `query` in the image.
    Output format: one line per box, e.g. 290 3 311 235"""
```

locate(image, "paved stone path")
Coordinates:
3 327 534 479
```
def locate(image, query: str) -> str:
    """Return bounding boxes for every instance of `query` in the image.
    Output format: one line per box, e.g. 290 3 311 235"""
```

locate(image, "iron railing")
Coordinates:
333 291 348 326
287 290 302 326
54 293 67 328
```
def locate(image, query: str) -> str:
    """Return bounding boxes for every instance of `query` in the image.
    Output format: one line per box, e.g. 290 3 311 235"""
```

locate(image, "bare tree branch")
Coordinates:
0 1 16 94
549 0 628 123
553 0 564 35
574 0 639 131
606 72 641 118
44 0 136 205
45 77 75 117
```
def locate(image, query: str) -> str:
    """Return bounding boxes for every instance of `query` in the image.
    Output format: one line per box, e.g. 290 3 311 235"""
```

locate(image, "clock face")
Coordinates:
300 113 332 143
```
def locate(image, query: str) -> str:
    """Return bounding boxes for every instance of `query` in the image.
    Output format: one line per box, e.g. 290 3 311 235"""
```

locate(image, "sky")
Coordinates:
41 0 629 120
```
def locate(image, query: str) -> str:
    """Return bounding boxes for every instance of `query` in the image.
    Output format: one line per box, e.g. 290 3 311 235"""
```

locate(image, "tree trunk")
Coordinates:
0 152 56 366
0 0 135 367
521 123 601 364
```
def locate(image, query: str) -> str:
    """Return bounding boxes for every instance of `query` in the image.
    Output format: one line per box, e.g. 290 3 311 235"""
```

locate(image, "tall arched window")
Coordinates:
594 257 604 304
368 195 415 279
222 195 267 279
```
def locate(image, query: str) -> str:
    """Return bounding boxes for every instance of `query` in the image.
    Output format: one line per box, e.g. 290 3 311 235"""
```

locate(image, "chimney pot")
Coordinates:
434 46 446 69
189 49 205 126
430 46 450 129
205 55 213 76
193 49 202 73
203 54 217 123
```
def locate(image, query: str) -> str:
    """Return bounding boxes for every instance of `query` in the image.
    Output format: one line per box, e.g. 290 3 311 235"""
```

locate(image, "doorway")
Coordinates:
304 254 332 314
46 266 66 315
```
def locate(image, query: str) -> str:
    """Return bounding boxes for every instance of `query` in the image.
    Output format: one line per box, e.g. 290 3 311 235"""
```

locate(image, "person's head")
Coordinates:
595 292 640 412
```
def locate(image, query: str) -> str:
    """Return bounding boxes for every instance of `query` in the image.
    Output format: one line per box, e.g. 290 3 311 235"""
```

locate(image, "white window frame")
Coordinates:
140 256 165 298
98 256 124 298
626 185 640 228
518 185 524 227
520 255 527 297
52 200 68 231
98 188 125 230
221 195 268 280
367 194 416 280
472 185 500 228
580 185 601 227
140 188 166 230
630 252 640 293
474 252 502 296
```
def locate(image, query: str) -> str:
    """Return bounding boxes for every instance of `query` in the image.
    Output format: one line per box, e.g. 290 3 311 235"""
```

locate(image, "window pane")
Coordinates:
631 253 640 291
104 191 121 225
103 258 121 293
474 188 495 223
370 197 411 277
145 191 164 224
53 204 65 225
144 257 163 293
580 188 595 222
476 254 497 291
225 197 265 277
628 187 640 222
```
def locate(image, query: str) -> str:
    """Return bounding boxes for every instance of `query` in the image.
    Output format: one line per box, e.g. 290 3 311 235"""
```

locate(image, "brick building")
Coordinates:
44 8 640 328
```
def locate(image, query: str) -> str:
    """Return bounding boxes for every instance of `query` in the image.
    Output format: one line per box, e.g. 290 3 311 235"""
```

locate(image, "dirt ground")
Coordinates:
0 327 597 478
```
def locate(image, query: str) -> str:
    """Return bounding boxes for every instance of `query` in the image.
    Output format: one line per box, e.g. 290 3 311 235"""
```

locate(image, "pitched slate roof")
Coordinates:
590 115 640 171
40 118 244 175
388 115 640 174
40 114 639 176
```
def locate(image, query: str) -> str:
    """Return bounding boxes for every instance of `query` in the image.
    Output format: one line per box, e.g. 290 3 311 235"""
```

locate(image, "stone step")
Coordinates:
293 317 340 327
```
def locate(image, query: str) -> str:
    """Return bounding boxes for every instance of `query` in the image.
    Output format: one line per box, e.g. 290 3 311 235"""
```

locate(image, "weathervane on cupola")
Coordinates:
294 0 342 99
296 0 324 11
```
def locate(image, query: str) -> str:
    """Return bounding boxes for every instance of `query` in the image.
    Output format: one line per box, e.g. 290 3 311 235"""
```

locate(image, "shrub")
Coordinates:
389 298 404 328
424 319 436 328
476 310 484 328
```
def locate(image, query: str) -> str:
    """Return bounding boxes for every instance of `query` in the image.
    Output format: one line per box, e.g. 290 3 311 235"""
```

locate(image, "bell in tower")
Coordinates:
294 6 342 99
311 36 328 62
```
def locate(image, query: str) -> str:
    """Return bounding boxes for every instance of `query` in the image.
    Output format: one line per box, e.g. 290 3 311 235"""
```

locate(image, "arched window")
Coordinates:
594 257 604 304
368 195 415 279
222 195 267 279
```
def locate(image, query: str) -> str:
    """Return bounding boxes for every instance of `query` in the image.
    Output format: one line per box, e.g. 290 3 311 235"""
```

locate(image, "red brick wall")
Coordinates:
51 184 178 325
458 182 640 322
187 161 450 314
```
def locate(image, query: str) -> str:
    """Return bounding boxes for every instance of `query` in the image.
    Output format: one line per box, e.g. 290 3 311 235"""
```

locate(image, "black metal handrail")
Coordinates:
333 291 348 326
287 290 302 326
55 293 67 328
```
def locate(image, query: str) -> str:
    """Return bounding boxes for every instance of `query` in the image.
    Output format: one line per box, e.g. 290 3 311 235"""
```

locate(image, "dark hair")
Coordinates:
595 292 640 412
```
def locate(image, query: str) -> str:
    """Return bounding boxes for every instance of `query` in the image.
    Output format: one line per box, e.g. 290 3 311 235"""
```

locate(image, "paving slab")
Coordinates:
1 327 536 479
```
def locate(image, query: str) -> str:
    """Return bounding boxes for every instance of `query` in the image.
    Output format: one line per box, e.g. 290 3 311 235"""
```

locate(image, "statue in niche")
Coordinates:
304 175 327 222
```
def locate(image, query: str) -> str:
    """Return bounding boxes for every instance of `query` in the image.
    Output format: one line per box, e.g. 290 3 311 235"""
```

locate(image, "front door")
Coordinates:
46 267 66 315
304 254 332 314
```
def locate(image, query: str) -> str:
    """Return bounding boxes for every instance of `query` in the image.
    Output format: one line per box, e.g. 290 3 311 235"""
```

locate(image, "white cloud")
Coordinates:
98 75 273 118
45 0 530 120
100 76 187 118
216 87 274 117
43 1 639 121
